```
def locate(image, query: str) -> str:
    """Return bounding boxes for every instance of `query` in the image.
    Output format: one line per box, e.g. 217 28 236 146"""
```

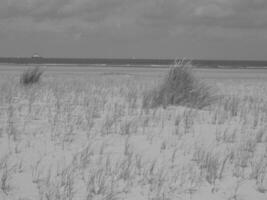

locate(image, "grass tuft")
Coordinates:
143 60 215 109
20 66 44 86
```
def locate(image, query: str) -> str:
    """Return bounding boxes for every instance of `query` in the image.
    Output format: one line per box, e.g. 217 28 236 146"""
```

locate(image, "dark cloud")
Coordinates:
137 0 267 30
0 0 65 19
1 0 134 22
1 0 267 33
1 0 267 59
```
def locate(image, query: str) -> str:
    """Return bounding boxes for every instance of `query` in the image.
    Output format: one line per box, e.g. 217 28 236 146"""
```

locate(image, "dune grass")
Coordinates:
143 61 215 109
0 69 266 200
20 66 44 86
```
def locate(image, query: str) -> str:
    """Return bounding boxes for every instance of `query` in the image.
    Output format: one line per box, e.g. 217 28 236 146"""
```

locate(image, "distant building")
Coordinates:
32 53 42 59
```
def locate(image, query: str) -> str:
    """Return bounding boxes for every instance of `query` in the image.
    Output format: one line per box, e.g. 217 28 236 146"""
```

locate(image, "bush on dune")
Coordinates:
20 66 44 86
143 60 215 109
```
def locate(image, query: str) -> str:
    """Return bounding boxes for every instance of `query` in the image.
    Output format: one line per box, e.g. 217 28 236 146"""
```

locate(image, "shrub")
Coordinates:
143 60 215 109
20 66 44 86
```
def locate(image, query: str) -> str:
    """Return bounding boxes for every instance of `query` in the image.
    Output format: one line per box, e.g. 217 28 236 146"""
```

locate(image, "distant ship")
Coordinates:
31 53 42 59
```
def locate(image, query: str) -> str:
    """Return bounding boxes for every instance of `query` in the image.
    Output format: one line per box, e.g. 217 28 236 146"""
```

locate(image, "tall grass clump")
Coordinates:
143 60 215 109
20 66 44 86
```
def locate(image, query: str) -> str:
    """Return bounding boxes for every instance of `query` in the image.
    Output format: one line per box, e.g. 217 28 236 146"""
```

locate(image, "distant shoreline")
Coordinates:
0 58 267 68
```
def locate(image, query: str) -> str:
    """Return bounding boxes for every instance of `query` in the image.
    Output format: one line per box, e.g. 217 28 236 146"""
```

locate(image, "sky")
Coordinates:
0 0 267 59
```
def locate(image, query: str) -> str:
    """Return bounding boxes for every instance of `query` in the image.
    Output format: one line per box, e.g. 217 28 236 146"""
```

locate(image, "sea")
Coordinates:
0 57 267 68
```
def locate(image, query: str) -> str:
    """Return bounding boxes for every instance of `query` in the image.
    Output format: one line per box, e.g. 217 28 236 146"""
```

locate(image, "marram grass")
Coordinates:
143 61 216 109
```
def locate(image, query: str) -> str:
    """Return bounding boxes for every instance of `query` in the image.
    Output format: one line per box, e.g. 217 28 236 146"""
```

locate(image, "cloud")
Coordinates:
188 0 267 29
137 0 267 29
0 0 267 39
0 0 134 21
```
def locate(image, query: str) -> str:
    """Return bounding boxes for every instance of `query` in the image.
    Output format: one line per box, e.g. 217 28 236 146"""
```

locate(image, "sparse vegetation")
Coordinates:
20 66 44 86
143 60 215 109
0 66 266 200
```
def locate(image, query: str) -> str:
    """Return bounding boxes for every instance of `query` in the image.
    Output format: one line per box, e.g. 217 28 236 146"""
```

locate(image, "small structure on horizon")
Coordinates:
31 53 42 59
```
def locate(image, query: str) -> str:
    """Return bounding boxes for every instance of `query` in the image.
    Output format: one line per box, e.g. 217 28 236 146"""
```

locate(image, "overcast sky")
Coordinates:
0 0 267 59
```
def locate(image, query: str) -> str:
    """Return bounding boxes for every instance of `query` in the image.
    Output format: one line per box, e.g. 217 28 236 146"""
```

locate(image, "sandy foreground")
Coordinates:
0 66 267 200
